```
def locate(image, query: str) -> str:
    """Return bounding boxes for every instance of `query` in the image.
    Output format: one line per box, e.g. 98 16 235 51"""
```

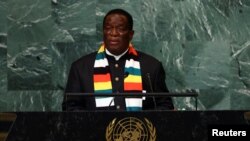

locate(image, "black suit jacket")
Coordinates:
63 51 174 111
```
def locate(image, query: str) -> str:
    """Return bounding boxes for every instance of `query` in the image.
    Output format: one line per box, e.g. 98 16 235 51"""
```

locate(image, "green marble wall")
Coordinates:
0 0 249 111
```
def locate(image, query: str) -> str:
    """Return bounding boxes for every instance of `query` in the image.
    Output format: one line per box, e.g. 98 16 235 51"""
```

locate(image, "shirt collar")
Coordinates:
105 48 129 61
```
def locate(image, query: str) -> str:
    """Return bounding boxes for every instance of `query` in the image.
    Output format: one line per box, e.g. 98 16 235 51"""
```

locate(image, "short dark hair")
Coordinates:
103 9 133 30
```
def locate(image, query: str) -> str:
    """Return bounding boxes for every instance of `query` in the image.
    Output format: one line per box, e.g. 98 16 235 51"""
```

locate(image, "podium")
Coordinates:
64 92 198 111
2 111 250 141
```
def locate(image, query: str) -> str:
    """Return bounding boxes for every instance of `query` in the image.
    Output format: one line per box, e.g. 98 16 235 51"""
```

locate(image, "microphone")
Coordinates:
108 97 115 109
124 72 129 78
146 73 157 110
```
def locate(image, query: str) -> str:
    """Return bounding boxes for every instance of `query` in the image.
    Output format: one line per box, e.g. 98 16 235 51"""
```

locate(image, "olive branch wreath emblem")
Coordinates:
105 117 156 141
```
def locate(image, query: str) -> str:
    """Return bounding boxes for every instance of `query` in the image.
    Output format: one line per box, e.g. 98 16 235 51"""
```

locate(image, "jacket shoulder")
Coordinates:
72 52 97 67
137 51 161 65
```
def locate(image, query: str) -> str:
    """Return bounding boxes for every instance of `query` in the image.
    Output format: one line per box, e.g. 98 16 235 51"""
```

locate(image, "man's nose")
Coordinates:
110 28 119 36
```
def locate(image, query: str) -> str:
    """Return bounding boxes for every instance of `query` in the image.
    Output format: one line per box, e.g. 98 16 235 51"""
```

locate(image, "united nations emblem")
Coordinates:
106 117 156 141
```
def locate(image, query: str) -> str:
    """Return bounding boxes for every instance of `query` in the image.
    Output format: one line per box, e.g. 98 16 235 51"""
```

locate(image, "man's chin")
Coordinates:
108 44 120 49
107 45 118 51
107 48 123 55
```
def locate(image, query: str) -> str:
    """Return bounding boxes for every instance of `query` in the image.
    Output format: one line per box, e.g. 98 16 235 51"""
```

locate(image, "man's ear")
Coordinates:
129 30 134 41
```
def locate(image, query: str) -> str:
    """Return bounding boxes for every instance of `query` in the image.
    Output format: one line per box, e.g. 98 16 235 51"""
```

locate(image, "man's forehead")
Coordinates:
105 14 128 23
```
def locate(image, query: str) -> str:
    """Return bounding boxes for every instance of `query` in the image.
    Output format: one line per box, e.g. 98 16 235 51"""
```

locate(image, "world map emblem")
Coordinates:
106 117 156 141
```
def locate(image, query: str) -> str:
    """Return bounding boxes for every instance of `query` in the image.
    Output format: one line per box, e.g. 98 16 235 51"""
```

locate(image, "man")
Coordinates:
62 9 174 111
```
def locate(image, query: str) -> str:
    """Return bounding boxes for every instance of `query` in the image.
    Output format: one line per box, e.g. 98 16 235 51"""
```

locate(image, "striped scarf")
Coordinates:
93 43 143 111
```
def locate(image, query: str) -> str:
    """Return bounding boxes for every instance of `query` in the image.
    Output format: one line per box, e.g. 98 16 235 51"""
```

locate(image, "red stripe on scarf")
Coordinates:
124 83 142 91
94 73 111 82
128 46 138 56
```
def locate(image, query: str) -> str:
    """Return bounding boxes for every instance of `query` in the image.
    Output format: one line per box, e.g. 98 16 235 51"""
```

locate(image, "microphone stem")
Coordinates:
147 73 157 110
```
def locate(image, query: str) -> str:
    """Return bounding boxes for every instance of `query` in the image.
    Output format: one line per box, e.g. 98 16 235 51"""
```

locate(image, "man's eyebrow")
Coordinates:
104 24 127 27
117 24 126 27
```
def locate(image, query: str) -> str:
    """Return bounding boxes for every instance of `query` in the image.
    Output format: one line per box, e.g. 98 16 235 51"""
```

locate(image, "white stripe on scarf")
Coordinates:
125 59 140 69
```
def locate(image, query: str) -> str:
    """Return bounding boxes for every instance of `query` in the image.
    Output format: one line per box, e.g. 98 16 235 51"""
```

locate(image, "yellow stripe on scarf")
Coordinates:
124 75 142 83
94 81 112 90
98 45 105 53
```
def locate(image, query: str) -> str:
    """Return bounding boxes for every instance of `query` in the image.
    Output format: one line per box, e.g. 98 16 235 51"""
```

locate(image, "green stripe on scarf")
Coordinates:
93 43 143 111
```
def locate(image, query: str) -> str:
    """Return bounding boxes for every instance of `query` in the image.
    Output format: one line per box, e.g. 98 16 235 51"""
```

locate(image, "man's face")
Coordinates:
103 13 134 55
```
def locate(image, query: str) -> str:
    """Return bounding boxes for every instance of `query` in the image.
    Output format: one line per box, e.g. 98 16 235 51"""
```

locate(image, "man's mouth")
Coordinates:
109 40 120 45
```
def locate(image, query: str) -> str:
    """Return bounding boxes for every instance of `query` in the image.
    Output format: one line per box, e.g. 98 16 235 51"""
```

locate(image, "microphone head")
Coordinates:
124 72 129 78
